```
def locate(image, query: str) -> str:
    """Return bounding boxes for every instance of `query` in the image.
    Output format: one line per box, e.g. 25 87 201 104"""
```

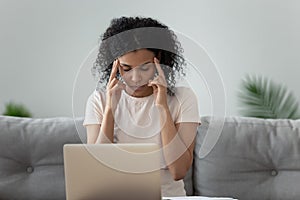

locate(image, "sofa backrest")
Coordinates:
0 116 85 200
192 116 300 200
2 115 300 200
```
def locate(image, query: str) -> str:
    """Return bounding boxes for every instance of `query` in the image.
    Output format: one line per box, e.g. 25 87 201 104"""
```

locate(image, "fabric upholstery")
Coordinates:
194 116 300 200
1 115 300 200
0 116 85 200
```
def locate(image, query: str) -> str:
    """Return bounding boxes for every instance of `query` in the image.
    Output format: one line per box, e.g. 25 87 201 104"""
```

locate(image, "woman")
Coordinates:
83 16 201 197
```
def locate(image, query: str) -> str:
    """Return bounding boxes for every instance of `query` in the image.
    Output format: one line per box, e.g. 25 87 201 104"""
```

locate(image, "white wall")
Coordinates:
1 0 299 118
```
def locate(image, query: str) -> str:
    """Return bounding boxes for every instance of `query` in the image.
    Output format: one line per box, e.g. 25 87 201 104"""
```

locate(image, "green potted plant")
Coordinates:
2 101 32 117
238 74 300 119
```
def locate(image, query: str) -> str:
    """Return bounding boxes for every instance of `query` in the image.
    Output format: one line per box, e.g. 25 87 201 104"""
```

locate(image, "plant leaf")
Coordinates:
238 74 300 119
3 101 32 117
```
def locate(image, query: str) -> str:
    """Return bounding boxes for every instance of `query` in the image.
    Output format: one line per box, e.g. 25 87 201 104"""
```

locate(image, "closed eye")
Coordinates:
140 65 150 71
140 62 155 71
120 61 153 72
123 68 131 72
120 65 132 72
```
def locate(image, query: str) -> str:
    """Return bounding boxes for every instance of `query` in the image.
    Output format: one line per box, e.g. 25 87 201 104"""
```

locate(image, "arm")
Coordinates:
148 58 199 181
85 60 125 144
159 106 198 181
86 124 100 144
86 107 115 144
97 108 115 143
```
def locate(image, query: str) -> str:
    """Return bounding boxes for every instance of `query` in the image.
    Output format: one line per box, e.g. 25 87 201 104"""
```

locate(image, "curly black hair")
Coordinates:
92 16 186 96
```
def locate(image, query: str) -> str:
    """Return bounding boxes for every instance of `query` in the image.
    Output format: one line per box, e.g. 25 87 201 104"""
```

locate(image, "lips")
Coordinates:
130 84 147 91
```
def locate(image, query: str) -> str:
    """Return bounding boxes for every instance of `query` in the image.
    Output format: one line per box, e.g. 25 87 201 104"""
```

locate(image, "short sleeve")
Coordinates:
174 87 201 124
82 90 105 126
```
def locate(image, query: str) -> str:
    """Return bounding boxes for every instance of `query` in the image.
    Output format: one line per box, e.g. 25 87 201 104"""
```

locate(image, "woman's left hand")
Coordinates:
148 57 168 108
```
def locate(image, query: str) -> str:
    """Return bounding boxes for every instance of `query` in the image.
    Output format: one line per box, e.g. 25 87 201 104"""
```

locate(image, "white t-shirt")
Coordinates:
83 87 201 197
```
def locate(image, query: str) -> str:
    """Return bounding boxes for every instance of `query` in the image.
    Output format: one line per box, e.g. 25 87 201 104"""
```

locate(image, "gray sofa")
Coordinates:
0 115 299 200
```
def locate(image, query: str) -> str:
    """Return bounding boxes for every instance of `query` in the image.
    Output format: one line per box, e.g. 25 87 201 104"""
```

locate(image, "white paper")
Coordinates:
162 196 237 200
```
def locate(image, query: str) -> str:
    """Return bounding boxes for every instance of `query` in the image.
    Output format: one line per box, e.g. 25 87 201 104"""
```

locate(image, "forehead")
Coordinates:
118 49 155 65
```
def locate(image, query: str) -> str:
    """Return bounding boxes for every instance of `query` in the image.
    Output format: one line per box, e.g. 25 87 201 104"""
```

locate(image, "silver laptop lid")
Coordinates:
64 143 161 200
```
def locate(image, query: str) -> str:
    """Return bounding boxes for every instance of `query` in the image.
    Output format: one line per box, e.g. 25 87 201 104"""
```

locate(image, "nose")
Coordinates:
131 68 142 83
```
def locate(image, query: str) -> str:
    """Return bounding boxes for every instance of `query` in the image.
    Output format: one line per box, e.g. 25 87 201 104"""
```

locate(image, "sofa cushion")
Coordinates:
0 116 85 200
183 166 194 195
194 116 300 200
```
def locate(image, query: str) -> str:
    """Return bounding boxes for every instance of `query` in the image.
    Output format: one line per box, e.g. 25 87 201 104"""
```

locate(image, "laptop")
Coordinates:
63 143 161 200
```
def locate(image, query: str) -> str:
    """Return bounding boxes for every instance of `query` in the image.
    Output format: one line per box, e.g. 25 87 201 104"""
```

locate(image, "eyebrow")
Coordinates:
119 61 152 68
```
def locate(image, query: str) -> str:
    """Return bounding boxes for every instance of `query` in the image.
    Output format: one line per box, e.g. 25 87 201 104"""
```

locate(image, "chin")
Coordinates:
126 87 152 98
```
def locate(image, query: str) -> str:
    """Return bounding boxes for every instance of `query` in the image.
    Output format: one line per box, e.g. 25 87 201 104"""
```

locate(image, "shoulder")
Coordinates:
174 87 196 96
172 87 198 102
87 88 107 103
92 88 106 97
168 87 201 123
167 87 199 108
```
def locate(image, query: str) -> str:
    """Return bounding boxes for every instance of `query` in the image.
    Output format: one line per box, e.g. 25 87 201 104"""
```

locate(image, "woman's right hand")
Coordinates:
105 60 126 112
